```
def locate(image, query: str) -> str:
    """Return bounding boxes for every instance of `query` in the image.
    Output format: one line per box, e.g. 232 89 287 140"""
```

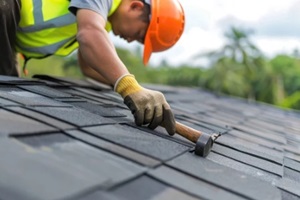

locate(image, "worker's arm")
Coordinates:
76 9 128 85
77 50 111 85
75 9 176 135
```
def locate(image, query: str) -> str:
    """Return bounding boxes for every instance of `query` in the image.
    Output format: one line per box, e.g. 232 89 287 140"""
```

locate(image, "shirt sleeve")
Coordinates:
69 0 112 20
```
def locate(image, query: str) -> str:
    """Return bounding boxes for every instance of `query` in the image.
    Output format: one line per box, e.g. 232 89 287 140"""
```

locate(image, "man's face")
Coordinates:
113 16 148 44
111 1 149 44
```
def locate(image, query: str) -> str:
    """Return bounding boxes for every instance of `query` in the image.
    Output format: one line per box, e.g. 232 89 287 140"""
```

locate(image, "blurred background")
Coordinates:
20 0 300 110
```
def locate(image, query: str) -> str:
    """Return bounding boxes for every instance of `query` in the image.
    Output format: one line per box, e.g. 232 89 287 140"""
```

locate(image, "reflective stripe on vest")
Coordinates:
16 0 121 59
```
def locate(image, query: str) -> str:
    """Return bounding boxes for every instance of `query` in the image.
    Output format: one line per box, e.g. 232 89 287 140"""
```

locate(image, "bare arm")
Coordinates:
78 51 112 85
76 9 129 85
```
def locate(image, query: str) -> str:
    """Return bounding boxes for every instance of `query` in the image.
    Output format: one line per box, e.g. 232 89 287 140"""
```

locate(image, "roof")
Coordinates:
0 74 299 200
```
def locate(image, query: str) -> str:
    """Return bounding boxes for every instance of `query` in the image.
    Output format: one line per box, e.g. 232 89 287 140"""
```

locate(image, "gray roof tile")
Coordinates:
83 124 191 161
1 75 300 199
0 108 56 135
68 102 126 118
18 85 73 98
0 97 20 106
0 87 70 107
207 152 280 183
6 107 76 130
0 135 145 200
148 166 245 200
167 153 282 200
110 175 200 200
31 106 114 127
212 143 283 176
66 130 161 167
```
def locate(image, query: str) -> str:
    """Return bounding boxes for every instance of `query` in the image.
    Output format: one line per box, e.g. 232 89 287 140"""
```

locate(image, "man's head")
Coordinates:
109 0 185 65
109 0 150 44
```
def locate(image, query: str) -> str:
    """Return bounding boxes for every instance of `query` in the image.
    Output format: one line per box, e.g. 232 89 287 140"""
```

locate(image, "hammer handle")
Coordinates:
175 122 202 143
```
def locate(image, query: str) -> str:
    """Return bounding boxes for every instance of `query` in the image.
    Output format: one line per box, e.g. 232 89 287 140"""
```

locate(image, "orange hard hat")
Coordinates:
143 0 185 65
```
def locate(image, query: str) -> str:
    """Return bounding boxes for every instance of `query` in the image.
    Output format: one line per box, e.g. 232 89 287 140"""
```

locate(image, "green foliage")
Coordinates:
194 26 266 100
280 91 300 110
270 55 300 95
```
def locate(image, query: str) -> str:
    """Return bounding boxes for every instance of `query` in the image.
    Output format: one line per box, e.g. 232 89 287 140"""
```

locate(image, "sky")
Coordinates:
111 0 300 66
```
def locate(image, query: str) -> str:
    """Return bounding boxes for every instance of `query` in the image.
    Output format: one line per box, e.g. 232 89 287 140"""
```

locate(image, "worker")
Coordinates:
0 0 185 135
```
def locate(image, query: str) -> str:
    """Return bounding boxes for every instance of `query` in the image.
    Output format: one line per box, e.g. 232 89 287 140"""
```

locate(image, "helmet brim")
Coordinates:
143 26 153 65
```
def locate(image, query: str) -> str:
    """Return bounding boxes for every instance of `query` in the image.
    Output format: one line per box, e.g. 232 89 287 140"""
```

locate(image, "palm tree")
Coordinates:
194 26 265 100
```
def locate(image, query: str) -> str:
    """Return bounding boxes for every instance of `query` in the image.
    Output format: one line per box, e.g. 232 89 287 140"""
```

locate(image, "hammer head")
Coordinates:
194 133 214 157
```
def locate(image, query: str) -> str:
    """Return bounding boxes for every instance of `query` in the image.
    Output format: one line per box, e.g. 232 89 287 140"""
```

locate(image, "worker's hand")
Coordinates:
114 74 176 135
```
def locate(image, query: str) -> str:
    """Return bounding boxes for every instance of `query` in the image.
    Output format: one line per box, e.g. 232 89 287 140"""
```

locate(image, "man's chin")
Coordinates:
112 28 119 37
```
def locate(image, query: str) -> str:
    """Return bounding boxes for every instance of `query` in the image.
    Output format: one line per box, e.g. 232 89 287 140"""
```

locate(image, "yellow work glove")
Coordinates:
114 74 176 135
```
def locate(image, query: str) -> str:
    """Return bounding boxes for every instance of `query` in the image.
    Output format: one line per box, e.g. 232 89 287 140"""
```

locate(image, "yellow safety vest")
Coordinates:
16 0 121 59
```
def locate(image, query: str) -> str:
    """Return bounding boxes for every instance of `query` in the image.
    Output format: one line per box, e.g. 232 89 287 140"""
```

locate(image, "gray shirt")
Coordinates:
69 0 112 20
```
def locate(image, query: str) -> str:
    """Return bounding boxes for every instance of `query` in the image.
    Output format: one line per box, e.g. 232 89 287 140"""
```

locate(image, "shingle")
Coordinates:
205 111 245 126
228 129 284 152
59 88 123 106
170 101 216 114
284 158 300 173
68 102 126 118
285 152 300 163
55 97 87 103
167 153 282 200
31 106 114 127
275 178 300 197
0 87 70 107
207 152 280 183
212 144 283 176
0 97 20 106
286 134 300 147
216 134 283 165
73 87 123 103
174 116 229 135
280 190 300 200
6 107 76 130
0 108 56 135
284 145 300 157
83 124 191 161
178 112 234 129
148 166 245 200
66 130 161 167
18 85 73 98
163 88 215 102
246 118 286 133
33 74 107 89
145 125 195 148
284 167 300 183
233 124 287 145
170 102 211 114
0 136 145 200
73 191 123 200
207 98 261 117
15 133 73 148
110 175 200 200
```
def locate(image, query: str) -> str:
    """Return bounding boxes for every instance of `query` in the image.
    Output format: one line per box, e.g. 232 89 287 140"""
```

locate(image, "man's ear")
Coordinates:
130 1 144 11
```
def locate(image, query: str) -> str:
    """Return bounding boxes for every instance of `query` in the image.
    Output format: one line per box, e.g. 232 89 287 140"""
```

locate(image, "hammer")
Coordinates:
174 122 220 157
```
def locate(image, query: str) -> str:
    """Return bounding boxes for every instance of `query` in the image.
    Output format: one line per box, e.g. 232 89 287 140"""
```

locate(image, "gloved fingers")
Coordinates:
148 105 163 130
134 109 144 126
162 104 176 136
144 106 155 125
124 95 144 126
124 96 136 115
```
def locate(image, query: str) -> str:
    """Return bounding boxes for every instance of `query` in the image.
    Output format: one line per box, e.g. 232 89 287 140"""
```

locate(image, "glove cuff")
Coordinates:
114 74 143 98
